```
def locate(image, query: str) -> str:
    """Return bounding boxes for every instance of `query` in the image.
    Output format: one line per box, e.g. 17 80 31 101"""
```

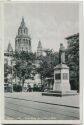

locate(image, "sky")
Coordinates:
4 2 79 52
0 4 2 42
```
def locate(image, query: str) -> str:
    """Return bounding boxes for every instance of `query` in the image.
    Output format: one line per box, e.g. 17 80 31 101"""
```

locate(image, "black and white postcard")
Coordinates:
0 1 83 124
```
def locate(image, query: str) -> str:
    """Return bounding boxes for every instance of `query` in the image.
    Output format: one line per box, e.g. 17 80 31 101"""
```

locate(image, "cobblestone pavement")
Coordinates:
5 92 79 120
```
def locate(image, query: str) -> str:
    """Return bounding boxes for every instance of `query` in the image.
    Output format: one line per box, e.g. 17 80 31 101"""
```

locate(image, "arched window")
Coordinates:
19 39 21 42
26 39 28 44
29 40 31 46
18 39 19 44
16 40 17 44
23 39 25 42
20 29 22 34
24 29 25 34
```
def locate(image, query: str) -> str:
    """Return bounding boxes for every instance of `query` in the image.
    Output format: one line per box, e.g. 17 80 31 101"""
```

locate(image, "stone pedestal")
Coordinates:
42 63 77 96
53 63 70 93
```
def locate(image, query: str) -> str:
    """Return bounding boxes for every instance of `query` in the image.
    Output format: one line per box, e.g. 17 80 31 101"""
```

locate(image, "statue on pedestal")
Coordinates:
42 43 77 96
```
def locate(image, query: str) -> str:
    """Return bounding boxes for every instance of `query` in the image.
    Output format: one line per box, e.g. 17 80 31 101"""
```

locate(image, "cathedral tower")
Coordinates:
15 17 31 52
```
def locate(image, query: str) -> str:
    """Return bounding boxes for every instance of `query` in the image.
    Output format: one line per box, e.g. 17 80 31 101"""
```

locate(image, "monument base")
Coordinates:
42 90 77 97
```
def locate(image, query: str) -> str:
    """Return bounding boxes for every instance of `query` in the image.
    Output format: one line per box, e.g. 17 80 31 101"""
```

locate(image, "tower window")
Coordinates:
23 39 25 42
20 29 22 33
26 39 28 44
18 39 19 43
29 40 31 46
24 29 25 34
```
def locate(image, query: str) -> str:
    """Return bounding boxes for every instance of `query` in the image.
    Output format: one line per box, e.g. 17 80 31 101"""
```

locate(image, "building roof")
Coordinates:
65 33 79 40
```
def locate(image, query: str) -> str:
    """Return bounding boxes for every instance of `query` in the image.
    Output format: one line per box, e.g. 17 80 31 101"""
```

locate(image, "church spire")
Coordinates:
20 17 25 28
18 17 28 36
7 42 13 52
37 41 43 57
37 41 42 49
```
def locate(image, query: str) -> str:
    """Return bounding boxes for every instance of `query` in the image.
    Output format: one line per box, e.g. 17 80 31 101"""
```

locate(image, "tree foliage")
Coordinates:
4 62 12 83
13 51 36 88
66 35 79 91
37 49 59 82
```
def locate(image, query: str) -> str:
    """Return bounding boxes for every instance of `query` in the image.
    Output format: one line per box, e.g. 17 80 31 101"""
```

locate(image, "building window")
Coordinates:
63 73 68 79
55 73 61 80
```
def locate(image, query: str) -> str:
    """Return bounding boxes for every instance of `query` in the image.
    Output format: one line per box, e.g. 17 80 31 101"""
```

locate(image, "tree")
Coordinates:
37 49 59 87
4 62 12 83
66 34 79 91
13 51 36 90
